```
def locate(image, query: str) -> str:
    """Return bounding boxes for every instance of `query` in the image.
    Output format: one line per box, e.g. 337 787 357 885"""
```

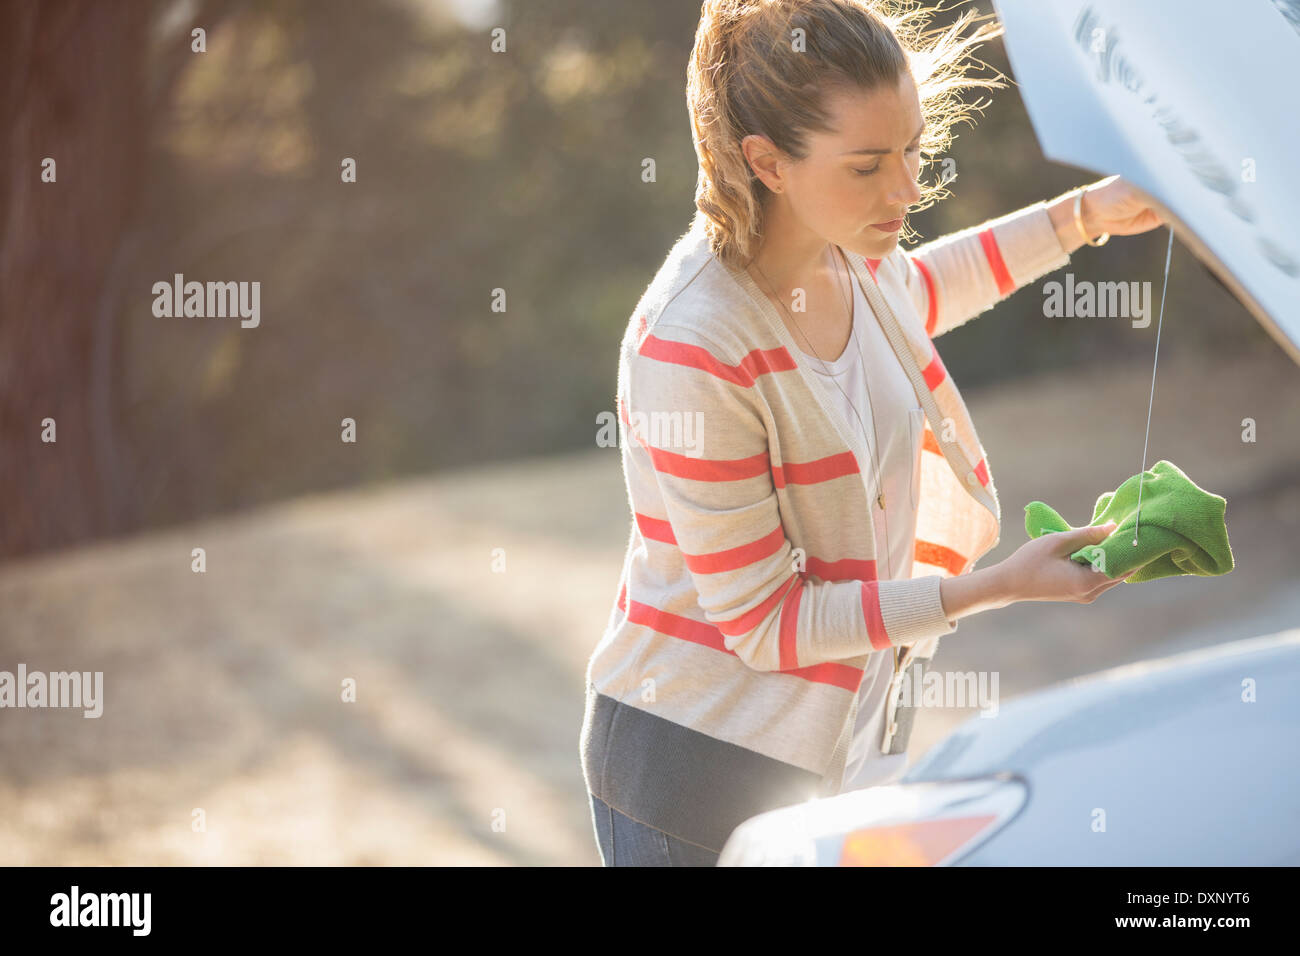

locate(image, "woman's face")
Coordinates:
768 71 925 259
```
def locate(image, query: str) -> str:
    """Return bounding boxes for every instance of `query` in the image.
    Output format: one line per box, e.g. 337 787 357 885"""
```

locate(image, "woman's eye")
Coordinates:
855 147 920 175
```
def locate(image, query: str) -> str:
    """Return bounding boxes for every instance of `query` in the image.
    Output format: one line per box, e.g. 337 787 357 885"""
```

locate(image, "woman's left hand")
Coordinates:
1081 174 1167 238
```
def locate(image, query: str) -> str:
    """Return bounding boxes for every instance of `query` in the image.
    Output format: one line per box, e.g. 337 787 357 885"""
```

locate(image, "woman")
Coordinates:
579 0 1165 866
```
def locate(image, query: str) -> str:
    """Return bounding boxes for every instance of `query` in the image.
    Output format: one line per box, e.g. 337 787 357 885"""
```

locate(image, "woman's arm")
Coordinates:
895 178 1166 339
894 176 1160 339
939 521 1124 623
1045 184 1103 255
1047 176 1167 248
938 563 1013 621
892 198 1073 339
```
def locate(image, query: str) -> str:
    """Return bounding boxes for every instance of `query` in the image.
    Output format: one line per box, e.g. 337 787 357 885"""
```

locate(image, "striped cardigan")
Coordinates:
580 201 1072 853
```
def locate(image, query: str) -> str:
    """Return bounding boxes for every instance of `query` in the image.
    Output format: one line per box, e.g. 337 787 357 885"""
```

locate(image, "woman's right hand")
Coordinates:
994 521 1125 605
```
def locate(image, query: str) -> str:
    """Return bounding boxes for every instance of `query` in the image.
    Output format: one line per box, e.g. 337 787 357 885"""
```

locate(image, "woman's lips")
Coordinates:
871 218 904 232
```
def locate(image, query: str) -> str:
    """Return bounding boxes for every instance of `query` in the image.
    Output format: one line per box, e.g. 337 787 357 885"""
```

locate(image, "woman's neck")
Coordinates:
745 194 837 295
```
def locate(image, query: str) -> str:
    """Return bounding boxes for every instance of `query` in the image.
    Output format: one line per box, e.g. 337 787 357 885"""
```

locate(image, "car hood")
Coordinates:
904 629 1300 782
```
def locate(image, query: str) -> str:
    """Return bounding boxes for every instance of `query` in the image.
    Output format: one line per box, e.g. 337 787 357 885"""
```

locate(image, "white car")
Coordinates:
718 629 1300 865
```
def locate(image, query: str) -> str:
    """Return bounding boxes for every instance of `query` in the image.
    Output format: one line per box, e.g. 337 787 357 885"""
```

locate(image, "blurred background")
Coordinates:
1 0 1296 865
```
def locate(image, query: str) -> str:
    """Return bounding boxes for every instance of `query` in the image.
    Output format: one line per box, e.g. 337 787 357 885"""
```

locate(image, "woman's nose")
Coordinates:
888 164 922 206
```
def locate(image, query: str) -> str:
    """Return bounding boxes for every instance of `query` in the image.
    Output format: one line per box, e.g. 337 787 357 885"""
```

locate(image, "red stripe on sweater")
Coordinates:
921 427 942 456
619 397 771 481
637 335 795 386
780 660 862 692
772 451 860 488
636 513 880 588
637 335 748 384
636 512 782 577
777 576 804 670
973 457 990 487
625 595 862 691
627 599 728 652
978 227 1015 296
651 448 770 482
805 556 878 582
635 512 676 545
738 345 800 379
681 524 785 574
915 539 967 575
716 573 799 637
909 256 939 336
863 257 881 281
920 340 948 390
860 580 891 651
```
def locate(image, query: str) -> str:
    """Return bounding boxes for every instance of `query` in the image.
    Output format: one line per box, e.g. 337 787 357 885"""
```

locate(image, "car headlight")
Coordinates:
717 773 1028 866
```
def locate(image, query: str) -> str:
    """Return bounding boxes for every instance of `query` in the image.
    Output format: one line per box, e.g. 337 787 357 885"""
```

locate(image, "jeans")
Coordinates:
588 792 721 866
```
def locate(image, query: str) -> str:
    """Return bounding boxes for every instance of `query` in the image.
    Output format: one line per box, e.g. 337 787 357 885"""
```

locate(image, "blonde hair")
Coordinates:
687 0 1007 269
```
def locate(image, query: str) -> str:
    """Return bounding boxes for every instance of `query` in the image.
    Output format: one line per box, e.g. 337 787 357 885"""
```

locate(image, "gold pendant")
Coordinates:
877 492 886 509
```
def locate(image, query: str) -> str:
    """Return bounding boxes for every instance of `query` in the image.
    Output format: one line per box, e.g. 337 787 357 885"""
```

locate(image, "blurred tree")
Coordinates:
0 0 154 559
0 0 256 562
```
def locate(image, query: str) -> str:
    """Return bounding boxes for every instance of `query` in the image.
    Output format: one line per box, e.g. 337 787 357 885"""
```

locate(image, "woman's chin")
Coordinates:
842 231 899 258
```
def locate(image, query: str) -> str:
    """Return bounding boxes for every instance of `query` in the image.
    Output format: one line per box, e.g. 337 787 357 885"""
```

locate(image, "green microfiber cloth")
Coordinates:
1024 460 1233 583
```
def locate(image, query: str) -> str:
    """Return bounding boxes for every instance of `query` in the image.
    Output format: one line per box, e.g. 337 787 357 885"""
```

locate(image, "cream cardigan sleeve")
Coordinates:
893 199 1073 339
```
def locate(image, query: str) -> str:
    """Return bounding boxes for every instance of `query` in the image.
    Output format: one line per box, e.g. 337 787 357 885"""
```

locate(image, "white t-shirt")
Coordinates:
795 261 926 792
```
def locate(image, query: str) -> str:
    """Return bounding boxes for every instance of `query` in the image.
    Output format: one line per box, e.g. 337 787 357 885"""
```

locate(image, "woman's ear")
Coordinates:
740 133 785 194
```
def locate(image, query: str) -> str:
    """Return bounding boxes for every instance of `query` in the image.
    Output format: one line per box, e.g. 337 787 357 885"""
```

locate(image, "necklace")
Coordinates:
751 245 894 580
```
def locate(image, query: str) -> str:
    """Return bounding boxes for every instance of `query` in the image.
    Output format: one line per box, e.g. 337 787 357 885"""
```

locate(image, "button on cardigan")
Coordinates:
580 201 1073 853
